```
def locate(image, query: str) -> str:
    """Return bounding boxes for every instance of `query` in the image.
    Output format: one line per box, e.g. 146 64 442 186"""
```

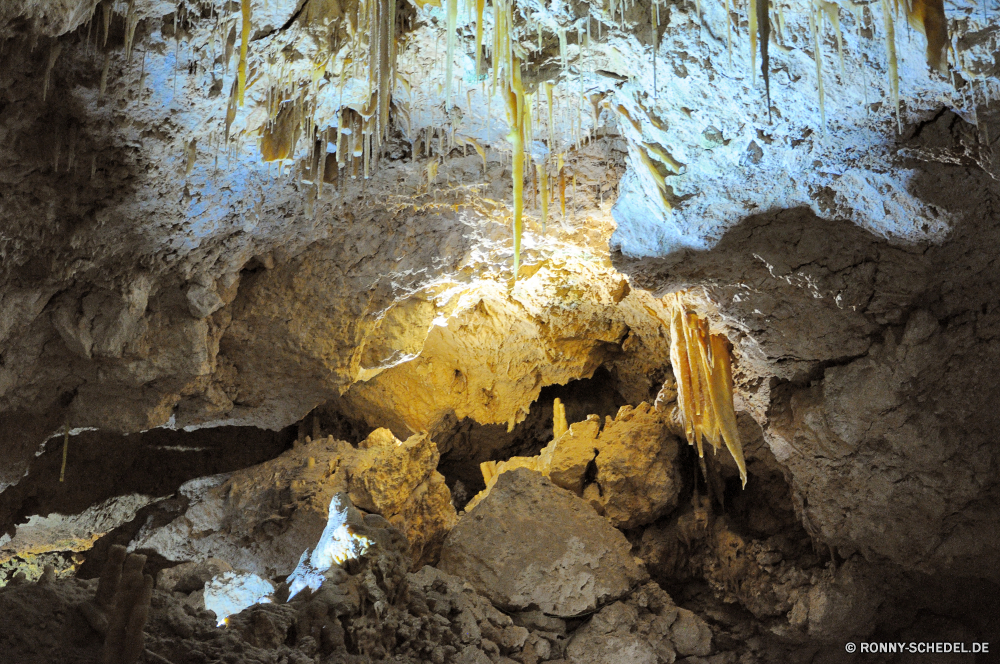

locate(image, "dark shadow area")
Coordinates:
0 424 296 540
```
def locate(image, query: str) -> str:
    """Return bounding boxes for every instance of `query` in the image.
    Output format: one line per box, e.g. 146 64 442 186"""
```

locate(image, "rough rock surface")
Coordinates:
439 468 647 616
549 402 681 529
465 401 682 529
130 428 457 574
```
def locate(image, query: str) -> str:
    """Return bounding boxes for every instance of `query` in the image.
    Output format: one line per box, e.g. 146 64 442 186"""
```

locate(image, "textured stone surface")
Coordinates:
466 401 682 529
439 468 647 616
130 428 457 574
552 402 681 529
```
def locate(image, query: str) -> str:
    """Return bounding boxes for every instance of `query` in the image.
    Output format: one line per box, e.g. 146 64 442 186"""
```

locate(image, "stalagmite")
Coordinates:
553 398 568 439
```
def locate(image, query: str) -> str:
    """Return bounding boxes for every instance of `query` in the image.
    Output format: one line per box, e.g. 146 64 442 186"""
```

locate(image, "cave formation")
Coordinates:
0 0 999 661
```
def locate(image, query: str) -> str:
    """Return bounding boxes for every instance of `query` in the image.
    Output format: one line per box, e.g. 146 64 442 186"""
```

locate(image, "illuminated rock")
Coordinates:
464 402 681 529
129 428 456 575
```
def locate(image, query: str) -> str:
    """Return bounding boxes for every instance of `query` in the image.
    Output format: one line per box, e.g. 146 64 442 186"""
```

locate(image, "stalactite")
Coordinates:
545 82 556 149
101 0 112 47
557 153 566 218
537 161 549 231
475 0 486 77
238 0 251 106
124 0 139 62
820 1 845 77
445 0 458 108
725 0 733 65
185 138 197 176
759 0 771 120
558 29 568 72
809 8 826 127
666 294 747 488
882 0 901 130
905 0 948 73
504 56 527 278
749 0 758 84
43 42 62 102
99 52 111 100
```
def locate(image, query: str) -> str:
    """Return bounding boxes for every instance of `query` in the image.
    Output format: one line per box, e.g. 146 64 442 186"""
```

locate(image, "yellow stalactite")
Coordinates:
537 161 549 231
906 0 948 73
475 0 486 77
238 0 251 107
667 294 747 488
504 56 527 279
882 0 900 131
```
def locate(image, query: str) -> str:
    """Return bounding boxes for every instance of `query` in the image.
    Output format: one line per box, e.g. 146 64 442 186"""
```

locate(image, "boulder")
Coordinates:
129 429 457 575
439 468 647 617
564 583 700 664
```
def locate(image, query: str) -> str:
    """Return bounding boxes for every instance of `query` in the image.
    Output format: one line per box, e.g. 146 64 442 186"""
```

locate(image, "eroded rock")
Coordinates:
130 428 457 574
439 468 647 616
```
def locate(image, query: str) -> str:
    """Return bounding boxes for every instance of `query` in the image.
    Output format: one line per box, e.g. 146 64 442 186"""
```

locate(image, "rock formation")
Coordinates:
440 468 648 616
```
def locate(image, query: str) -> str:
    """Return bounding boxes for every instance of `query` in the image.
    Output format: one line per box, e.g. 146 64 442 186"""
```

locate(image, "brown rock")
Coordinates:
439 468 647 617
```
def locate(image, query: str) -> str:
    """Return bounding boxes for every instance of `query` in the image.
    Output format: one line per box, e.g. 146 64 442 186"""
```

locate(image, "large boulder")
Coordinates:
129 429 457 574
439 468 647 617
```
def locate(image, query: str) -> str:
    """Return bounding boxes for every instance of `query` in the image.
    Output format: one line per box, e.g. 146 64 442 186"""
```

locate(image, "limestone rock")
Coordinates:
565 583 688 664
439 468 647 617
804 557 883 642
670 609 713 657
156 559 234 594
467 402 681 530
548 417 602 495
130 428 457 574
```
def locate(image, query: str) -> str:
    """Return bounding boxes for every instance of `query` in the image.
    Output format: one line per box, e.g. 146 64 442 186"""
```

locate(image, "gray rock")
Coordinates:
157 558 234 594
439 469 647 617
566 603 661 664
670 608 712 657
